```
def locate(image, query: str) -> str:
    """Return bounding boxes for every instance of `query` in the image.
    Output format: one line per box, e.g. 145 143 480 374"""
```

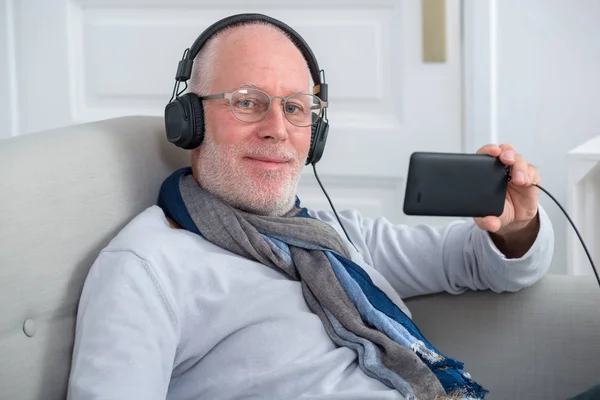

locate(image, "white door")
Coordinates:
2 0 463 226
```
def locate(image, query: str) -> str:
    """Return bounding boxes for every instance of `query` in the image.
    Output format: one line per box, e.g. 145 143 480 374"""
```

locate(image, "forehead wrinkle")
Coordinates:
236 81 310 96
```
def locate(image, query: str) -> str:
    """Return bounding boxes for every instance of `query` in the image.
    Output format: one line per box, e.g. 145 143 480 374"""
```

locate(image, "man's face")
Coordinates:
192 25 312 216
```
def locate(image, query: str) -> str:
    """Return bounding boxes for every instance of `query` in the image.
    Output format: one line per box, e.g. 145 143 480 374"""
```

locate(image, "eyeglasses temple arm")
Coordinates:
200 93 227 100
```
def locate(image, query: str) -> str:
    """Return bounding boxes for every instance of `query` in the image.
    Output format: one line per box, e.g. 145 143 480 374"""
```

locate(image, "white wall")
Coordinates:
465 0 600 275
497 0 600 275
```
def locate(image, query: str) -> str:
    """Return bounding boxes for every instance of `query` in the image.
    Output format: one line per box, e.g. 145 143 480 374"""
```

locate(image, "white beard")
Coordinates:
194 133 305 216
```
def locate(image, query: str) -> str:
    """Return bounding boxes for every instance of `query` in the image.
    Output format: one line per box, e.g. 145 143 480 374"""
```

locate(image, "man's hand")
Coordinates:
474 144 541 258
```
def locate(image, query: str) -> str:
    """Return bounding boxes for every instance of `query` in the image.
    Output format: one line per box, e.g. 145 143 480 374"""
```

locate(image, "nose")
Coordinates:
258 99 289 142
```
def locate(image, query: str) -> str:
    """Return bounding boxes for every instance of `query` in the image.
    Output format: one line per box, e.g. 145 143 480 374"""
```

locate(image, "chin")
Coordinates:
234 173 300 216
234 193 296 217
196 158 302 216
228 181 298 216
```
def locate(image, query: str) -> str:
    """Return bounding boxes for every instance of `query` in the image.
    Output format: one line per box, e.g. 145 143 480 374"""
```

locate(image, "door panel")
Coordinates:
6 0 463 226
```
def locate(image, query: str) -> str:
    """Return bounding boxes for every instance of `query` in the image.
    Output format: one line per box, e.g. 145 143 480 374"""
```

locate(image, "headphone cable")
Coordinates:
312 164 354 245
532 182 600 288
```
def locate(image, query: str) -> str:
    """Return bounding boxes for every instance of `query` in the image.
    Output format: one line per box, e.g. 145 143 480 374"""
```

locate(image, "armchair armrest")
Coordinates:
404 275 600 399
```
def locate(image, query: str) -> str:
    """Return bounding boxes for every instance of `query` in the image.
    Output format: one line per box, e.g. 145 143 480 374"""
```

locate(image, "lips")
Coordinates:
246 156 289 163
244 154 292 171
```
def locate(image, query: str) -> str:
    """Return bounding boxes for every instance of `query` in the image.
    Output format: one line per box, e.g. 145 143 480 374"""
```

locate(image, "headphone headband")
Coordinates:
174 13 326 100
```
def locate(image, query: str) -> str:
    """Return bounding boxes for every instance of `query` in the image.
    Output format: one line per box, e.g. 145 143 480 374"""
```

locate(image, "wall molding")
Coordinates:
298 171 406 222
300 172 404 191
4 0 19 137
75 0 398 7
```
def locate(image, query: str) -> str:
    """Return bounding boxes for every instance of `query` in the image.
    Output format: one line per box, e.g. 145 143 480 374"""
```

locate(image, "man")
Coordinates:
67 17 554 400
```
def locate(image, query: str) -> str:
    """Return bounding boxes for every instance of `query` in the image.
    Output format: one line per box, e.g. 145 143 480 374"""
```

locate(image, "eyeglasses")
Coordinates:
200 88 328 127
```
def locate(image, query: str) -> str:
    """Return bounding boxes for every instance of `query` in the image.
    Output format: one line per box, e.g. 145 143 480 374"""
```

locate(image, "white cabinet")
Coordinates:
567 136 600 276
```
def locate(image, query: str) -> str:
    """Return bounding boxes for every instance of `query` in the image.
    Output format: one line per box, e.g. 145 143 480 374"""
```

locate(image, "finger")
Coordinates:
475 216 502 232
509 155 530 185
498 144 517 165
498 143 516 153
476 144 501 157
528 163 541 186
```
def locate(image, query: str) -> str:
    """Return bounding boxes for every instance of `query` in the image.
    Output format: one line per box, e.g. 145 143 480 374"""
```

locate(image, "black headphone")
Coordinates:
164 13 330 165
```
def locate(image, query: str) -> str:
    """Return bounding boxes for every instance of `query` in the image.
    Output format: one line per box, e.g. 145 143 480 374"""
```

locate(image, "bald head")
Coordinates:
189 23 312 96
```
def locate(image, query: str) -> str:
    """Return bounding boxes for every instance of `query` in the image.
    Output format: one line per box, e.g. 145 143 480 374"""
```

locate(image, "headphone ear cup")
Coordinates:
306 113 329 165
164 93 205 150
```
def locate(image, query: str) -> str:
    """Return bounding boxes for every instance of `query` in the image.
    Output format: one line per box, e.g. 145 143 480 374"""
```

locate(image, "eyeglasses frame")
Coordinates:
199 88 328 127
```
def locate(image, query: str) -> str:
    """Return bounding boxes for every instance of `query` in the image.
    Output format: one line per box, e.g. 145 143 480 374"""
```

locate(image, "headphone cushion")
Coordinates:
184 94 205 149
307 114 319 162
307 114 328 165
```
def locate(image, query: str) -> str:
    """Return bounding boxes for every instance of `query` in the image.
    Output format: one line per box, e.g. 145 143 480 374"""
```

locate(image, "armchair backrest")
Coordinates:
0 116 188 399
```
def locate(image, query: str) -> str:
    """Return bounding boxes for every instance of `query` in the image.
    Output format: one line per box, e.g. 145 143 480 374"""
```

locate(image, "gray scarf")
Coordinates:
157 167 487 400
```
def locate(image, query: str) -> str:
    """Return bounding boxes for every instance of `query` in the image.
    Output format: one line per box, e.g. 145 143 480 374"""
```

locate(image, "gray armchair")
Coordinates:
1 116 599 399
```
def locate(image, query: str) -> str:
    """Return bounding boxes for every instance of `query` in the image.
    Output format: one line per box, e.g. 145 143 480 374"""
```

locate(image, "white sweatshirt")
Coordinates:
67 205 554 400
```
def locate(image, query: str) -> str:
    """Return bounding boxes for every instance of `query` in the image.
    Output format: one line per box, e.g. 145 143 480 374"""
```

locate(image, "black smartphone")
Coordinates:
403 152 510 217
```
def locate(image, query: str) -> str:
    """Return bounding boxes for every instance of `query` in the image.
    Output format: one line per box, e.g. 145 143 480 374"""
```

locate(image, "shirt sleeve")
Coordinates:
311 205 554 299
67 249 179 400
